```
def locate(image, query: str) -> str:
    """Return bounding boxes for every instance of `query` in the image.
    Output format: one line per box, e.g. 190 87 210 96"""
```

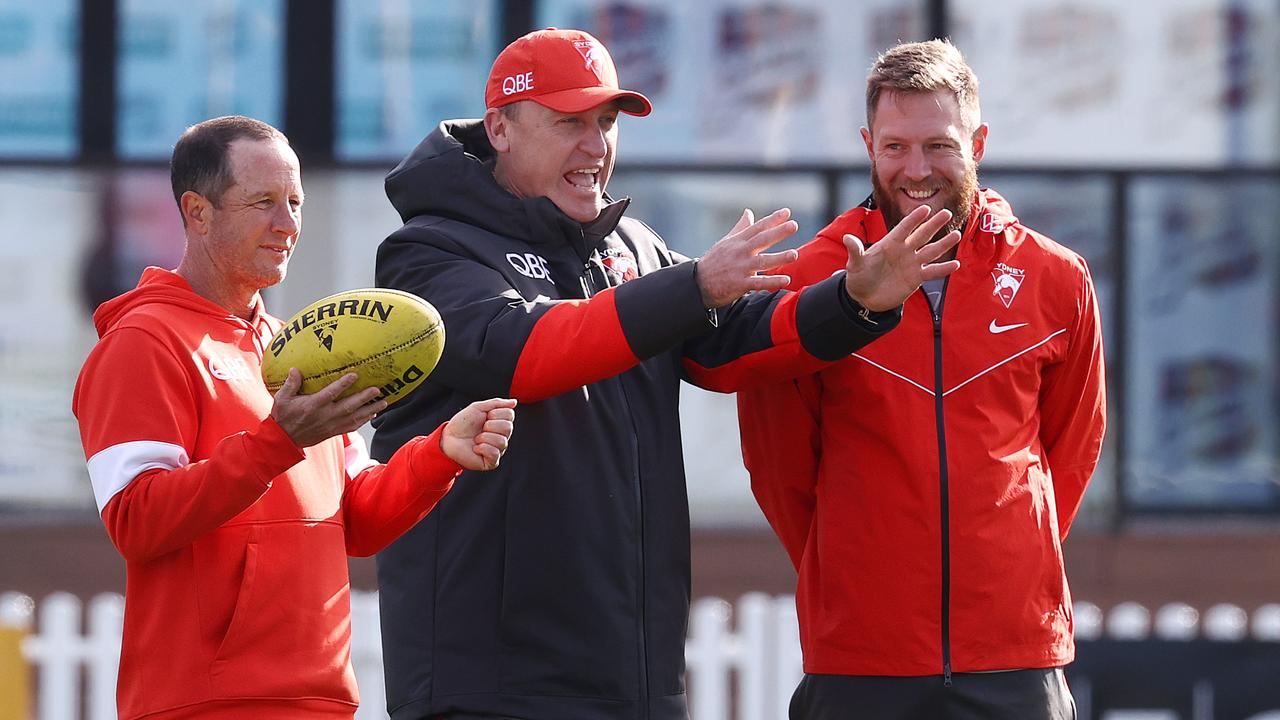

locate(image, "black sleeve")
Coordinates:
681 272 900 392
375 226 716 402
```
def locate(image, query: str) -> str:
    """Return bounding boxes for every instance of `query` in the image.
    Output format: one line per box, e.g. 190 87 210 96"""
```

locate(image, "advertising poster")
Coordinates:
952 0 1280 166
117 0 284 158
537 0 925 162
336 0 498 161
0 0 77 157
1125 177 1279 510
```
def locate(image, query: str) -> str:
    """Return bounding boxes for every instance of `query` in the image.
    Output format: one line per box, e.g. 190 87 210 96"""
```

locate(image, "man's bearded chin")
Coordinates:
871 161 979 242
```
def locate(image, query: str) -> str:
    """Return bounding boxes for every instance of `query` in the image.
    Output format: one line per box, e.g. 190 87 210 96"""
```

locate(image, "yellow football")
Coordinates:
261 288 444 405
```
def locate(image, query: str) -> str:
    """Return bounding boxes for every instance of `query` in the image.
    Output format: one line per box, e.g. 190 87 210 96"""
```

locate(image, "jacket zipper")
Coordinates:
584 255 650 716
930 283 953 687
619 380 648 717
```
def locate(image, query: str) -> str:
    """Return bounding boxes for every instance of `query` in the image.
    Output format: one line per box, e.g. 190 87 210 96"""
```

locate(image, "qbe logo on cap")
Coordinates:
502 71 535 96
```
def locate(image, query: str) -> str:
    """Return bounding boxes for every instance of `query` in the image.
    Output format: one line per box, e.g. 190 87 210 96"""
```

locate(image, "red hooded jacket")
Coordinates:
737 189 1106 677
73 268 462 719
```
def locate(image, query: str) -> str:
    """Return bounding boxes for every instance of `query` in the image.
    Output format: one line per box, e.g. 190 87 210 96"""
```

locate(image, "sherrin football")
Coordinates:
261 288 444 405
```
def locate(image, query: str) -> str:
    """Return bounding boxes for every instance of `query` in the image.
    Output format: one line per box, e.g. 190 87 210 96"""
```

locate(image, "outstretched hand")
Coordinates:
272 369 386 448
696 208 800 309
844 205 962 312
441 398 517 471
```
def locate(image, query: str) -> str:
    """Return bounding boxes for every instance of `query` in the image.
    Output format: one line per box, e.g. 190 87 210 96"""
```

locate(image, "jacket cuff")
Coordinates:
417 423 463 491
245 416 309 486
613 260 715 359
836 273 905 331
379 423 462 495
795 272 901 360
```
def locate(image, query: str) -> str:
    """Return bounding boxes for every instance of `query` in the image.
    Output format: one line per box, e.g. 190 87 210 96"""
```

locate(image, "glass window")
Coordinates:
0 0 78 158
951 0 1280 167
335 0 498 161
0 168 103 510
117 0 285 159
1124 176 1280 511
536 0 925 162
612 170 828 255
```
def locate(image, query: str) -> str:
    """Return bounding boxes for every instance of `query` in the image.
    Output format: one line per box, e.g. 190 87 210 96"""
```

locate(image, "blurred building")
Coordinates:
1 0 1278 633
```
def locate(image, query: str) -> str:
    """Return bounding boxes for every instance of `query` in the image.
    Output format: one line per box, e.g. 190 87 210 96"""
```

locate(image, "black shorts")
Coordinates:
790 668 1076 720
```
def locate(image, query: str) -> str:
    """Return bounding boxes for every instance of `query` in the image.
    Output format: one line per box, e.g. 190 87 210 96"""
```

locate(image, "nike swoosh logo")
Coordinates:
989 320 1029 334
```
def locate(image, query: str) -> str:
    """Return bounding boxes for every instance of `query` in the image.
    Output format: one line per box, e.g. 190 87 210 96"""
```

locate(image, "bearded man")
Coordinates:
737 39 1107 720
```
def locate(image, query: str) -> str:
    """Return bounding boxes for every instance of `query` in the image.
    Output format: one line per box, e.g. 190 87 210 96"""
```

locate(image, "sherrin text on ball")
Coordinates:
262 288 444 404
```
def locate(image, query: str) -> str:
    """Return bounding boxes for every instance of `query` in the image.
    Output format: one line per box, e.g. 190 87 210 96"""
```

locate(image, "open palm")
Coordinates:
844 205 962 311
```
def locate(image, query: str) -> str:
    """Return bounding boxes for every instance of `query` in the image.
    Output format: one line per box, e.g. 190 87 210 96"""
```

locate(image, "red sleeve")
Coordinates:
1039 260 1107 539
509 289 639 401
74 329 303 562
737 373 824 571
340 424 461 557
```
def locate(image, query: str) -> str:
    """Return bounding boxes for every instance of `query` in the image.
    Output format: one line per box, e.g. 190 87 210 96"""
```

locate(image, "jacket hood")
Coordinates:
384 119 628 249
92 266 265 339
965 187 1018 234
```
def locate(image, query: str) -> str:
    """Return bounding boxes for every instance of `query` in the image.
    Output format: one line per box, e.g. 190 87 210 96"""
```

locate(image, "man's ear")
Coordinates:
860 126 874 163
971 123 989 164
484 107 511 154
180 191 211 234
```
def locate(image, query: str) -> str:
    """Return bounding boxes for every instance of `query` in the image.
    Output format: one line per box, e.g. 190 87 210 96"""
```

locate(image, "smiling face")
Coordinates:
486 100 619 223
180 137 304 310
862 89 986 239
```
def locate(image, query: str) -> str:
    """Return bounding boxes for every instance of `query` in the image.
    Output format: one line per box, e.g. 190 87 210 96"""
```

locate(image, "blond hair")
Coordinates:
866 39 980 132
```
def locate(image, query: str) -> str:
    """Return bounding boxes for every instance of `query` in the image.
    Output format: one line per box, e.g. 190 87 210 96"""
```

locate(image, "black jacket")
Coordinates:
370 119 895 720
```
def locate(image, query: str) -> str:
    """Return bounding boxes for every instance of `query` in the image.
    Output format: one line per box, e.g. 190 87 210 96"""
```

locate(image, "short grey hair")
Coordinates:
170 115 288 222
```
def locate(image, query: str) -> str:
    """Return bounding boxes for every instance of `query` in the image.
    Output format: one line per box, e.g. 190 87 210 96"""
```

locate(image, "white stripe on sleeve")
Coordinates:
86 441 190 513
344 433 379 478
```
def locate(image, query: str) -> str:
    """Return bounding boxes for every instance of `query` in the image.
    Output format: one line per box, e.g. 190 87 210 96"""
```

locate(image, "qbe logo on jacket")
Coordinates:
207 355 253 382
507 253 553 282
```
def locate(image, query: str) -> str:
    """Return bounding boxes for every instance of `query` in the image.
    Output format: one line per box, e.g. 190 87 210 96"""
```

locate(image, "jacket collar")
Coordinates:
817 188 1019 251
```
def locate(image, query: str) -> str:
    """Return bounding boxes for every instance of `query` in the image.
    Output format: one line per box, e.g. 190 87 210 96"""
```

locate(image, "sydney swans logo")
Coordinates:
991 263 1026 308
602 247 638 283
574 40 606 80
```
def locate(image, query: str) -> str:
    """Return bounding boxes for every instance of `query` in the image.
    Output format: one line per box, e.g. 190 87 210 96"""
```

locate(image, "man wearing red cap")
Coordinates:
368 29 959 720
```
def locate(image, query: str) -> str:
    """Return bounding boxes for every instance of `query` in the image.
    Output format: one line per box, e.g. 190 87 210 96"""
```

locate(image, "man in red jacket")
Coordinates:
738 40 1106 719
72 115 517 720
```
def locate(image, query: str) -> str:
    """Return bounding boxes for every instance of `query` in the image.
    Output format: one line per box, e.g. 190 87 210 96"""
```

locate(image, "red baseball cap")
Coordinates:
485 28 652 117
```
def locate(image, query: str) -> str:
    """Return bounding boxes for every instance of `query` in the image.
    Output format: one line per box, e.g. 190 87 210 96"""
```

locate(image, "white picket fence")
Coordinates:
0 591 803 720
7 590 1280 720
